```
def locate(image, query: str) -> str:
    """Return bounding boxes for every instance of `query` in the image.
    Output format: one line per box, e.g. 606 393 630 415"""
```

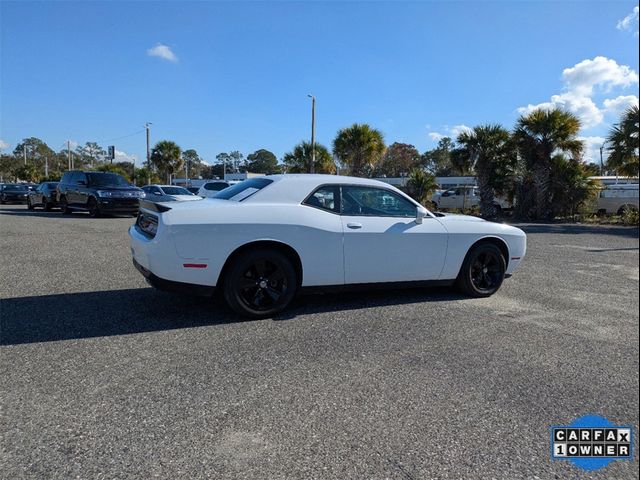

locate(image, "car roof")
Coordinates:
251 174 418 204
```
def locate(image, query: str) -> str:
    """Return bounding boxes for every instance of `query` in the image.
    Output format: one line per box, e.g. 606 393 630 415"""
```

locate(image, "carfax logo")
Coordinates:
551 415 634 471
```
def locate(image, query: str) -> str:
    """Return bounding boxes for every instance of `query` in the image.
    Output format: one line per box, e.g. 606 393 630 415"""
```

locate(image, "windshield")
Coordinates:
162 186 191 195
214 178 273 201
87 173 130 187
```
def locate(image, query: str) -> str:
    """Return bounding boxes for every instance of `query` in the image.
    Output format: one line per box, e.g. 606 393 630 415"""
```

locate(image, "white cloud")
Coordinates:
115 149 138 163
0 139 9 151
427 124 472 142
578 136 607 165
562 56 638 95
603 95 640 117
147 43 178 63
617 5 639 36
517 56 639 128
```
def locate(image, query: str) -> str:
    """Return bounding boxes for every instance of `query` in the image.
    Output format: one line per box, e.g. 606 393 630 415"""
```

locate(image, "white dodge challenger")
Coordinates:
130 175 526 318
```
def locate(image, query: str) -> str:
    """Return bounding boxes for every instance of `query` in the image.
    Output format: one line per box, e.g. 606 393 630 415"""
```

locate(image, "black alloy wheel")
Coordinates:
60 196 71 214
88 198 100 218
457 243 506 297
223 248 297 318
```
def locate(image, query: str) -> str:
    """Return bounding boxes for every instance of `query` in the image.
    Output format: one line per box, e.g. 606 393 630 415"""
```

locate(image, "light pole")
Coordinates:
599 141 607 176
145 122 152 184
308 94 315 174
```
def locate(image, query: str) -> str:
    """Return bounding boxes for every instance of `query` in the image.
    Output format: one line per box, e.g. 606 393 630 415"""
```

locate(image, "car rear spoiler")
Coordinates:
139 199 172 213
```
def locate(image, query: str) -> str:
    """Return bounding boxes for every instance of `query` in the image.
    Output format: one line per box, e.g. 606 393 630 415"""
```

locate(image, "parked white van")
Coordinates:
597 184 639 215
432 186 512 212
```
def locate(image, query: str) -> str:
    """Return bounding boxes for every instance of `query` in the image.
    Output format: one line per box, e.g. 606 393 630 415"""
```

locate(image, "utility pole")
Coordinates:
45 157 49 178
308 94 315 174
23 145 27 165
67 140 72 170
599 142 606 176
145 122 152 184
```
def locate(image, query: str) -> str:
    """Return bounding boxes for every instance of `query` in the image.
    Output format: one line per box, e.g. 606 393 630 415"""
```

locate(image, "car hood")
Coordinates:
434 213 485 223
168 195 202 201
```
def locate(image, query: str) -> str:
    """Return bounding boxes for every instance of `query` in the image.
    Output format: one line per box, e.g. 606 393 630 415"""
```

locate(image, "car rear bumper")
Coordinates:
133 258 215 297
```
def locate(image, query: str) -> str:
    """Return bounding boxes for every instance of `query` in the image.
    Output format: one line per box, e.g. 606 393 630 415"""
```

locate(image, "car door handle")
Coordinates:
347 222 362 229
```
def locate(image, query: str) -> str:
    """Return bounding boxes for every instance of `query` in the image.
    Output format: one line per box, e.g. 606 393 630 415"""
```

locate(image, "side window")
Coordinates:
205 182 228 191
341 186 416 217
303 185 340 213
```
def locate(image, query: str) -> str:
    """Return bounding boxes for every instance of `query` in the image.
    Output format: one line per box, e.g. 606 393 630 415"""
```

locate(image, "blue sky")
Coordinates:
1 1 638 166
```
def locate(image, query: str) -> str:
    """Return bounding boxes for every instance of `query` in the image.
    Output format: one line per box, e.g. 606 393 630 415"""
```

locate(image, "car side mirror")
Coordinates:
154 191 162 195
416 206 428 224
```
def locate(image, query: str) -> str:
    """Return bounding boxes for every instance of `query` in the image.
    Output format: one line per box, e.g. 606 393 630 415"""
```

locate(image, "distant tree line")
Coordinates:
2 105 637 221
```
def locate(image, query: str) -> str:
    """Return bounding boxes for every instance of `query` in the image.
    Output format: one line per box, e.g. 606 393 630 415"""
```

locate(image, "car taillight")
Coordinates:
136 212 158 238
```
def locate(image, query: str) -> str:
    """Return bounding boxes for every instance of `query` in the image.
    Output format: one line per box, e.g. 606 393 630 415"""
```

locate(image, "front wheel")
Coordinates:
223 249 298 319
457 243 506 297
27 197 34 210
59 196 71 214
88 198 101 218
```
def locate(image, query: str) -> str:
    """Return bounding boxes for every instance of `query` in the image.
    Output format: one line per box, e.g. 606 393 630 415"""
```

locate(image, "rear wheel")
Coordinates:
457 243 506 297
223 248 297 319
43 199 52 211
27 197 34 210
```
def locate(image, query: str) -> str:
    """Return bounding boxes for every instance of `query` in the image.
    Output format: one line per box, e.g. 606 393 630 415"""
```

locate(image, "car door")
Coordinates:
73 172 90 207
35 184 44 205
340 185 448 284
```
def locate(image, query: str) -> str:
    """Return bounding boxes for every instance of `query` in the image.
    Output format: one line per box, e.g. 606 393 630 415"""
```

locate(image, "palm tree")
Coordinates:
514 108 583 221
607 105 639 178
283 142 336 174
406 168 438 206
332 123 385 177
457 125 513 219
150 140 182 183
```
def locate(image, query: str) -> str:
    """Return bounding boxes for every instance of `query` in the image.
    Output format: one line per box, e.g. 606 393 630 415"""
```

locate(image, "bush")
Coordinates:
621 207 640 226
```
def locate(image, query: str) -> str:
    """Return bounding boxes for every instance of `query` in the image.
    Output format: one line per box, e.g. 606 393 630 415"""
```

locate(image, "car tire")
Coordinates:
27 197 34 210
223 248 298 319
88 198 101 218
43 200 52 211
456 243 506 298
0 195 5 204
60 196 71 214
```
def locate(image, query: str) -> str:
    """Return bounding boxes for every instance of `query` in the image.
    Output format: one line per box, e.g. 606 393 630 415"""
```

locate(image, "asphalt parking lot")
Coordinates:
1 204 638 479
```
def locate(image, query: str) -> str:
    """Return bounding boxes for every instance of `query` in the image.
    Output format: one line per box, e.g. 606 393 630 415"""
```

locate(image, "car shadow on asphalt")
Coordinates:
1 286 467 345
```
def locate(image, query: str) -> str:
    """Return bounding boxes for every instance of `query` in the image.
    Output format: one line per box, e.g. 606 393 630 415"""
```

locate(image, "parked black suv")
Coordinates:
57 171 144 217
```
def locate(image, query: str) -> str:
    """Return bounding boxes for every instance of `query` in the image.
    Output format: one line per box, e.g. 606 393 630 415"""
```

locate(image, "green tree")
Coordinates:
332 123 385 177
150 140 183 183
95 163 133 182
421 137 457 176
246 149 279 174
406 168 438 206
76 141 106 168
229 150 245 173
457 125 515 218
283 142 336 174
377 142 420 177
182 149 206 178
14 164 40 182
606 105 639 178
550 155 598 217
514 108 583 220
